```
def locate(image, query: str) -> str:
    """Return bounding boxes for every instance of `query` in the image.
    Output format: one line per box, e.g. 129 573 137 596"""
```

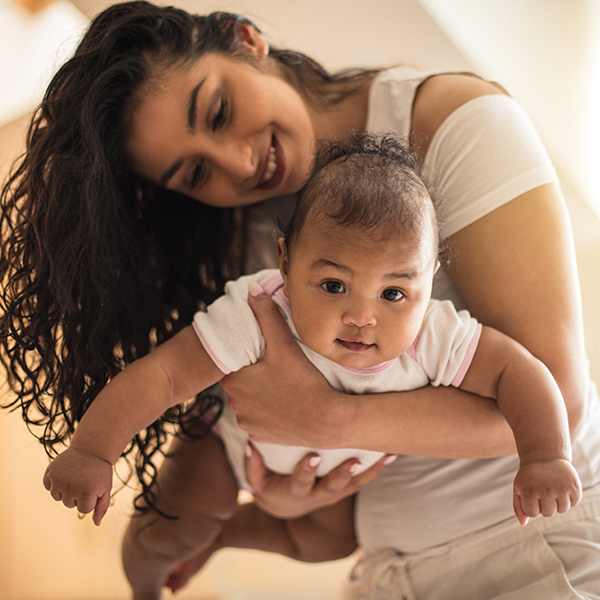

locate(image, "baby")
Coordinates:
43 133 582 531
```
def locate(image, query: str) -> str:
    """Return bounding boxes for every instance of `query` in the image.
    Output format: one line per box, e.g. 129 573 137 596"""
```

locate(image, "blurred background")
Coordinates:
1 0 599 598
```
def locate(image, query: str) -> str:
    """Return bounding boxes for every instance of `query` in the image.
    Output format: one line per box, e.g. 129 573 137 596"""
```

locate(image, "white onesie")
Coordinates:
193 269 481 491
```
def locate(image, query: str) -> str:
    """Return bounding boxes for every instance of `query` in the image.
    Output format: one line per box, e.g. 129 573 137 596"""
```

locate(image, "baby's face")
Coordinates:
279 219 439 369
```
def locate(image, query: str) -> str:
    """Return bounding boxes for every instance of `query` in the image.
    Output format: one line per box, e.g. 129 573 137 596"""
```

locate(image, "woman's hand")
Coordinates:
221 289 344 448
245 441 397 519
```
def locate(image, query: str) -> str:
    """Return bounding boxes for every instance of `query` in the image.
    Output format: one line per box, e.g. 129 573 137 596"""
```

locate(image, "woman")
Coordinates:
1 2 599 599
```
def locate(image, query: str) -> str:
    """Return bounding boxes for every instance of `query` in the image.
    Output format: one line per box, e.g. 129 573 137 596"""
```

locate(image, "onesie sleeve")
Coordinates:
422 94 558 238
414 300 482 387
192 270 279 374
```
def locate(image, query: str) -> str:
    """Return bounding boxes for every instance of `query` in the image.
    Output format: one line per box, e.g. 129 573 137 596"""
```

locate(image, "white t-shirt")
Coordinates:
239 68 600 552
193 270 482 491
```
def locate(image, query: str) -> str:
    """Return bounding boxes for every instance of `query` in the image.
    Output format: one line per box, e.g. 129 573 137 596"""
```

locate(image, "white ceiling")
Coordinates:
0 0 87 125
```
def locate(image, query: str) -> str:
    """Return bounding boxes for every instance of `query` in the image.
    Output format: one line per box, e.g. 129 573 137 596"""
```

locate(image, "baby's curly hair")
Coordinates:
283 132 442 261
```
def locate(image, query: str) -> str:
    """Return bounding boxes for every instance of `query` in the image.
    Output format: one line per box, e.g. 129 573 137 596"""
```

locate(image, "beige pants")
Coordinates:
346 485 600 600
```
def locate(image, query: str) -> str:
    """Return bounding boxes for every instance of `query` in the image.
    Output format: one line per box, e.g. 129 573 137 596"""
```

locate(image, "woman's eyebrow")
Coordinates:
188 78 206 131
159 78 207 186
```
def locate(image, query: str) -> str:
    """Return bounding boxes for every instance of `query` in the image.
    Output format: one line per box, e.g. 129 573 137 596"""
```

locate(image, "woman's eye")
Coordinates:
382 288 403 302
189 161 205 189
212 99 228 131
322 281 345 294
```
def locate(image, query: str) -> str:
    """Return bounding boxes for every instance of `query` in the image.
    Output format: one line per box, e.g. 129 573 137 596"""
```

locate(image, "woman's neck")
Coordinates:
309 81 371 141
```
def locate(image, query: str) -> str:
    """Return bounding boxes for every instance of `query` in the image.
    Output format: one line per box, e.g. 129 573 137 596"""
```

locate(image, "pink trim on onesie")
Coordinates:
450 323 483 387
406 338 418 360
339 360 396 375
261 273 285 296
192 321 233 375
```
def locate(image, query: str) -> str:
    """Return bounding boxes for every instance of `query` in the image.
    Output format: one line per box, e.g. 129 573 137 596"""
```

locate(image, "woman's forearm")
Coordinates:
321 384 517 459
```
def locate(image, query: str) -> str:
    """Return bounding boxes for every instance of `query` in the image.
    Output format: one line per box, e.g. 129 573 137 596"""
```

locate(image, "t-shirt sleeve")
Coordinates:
422 94 558 238
414 300 482 387
192 271 277 374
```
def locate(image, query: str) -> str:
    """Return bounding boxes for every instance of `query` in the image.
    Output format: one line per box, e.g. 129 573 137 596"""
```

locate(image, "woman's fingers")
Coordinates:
245 446 398 518
318 454 397 497
247 288 299 356
287 453 322 495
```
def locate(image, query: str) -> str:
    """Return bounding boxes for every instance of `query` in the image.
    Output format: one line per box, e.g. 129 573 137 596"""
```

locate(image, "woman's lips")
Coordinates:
256 136 285 191
337 339 374 352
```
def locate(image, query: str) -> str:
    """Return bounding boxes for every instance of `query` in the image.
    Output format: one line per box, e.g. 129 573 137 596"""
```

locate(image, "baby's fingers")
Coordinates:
513 490 530 526
92 492 111 526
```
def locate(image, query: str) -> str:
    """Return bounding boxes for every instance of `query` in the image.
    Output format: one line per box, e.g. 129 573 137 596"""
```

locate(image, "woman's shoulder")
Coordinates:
367 68 509 157
411 73 509 160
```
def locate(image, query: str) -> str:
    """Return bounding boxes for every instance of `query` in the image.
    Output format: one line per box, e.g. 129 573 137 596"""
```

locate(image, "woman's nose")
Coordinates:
342 301 377 328
211 139 256 182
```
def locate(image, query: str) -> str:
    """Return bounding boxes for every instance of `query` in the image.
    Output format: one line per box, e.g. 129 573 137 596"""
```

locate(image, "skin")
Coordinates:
119 23 589 599
278 220 439 369
126 24 368 208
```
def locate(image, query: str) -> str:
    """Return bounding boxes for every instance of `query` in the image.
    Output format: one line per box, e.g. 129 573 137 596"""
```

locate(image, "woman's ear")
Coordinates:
238 22 269 59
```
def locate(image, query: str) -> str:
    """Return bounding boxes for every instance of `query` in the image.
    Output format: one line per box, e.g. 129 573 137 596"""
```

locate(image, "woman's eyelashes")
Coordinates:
188 99 228 189
189 161 205 189
212 98 228 131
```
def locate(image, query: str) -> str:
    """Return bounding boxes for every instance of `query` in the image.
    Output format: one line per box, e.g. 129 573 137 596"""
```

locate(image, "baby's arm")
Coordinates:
43 325 224 525
459 326 582 525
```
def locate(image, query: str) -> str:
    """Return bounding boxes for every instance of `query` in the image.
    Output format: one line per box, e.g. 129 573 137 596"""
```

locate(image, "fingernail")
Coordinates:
308 456 322 468
349 462 361 475
383 454 398 466
248 282 265 297
245 442 252 458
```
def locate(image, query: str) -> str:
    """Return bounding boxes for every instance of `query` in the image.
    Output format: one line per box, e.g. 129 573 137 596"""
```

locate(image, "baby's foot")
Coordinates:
165 540 220 593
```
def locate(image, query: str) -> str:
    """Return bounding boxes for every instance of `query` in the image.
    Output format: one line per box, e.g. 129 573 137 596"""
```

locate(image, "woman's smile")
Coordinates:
256 136 286 191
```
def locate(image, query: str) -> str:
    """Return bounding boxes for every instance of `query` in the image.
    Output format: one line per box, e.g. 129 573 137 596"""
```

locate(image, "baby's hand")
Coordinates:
43 447 113 526
513 459 582 526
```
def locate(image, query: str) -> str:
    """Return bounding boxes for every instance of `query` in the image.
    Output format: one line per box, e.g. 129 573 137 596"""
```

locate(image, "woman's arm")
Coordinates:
412 74 588 441
443 183 587 440
224 73 586 458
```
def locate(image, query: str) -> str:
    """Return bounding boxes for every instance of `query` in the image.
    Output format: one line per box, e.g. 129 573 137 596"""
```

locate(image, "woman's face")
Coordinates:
126 41 318 208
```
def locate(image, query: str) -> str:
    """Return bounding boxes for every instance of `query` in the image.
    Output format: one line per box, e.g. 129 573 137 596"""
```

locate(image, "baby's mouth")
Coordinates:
337 339 374 352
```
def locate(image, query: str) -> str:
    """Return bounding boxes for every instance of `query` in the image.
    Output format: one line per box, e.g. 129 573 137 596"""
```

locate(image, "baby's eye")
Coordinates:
322 281 345 294
381 288 403 302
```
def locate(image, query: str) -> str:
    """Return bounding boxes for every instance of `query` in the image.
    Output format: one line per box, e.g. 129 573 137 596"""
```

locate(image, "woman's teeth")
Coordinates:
262 144 277 183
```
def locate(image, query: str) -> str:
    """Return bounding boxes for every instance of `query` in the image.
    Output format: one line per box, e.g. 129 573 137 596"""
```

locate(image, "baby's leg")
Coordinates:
166 494 358 590
121 431 238 600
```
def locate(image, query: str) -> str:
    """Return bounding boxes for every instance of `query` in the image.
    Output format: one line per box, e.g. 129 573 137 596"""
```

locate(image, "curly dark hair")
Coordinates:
0 1 379 514
284 132 442 258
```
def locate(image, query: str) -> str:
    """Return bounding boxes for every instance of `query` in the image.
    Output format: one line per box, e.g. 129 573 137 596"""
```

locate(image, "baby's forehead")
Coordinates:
297 215 435 257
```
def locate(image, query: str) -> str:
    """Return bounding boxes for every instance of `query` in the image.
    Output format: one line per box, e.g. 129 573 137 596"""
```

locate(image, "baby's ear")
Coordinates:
277 238 289 273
